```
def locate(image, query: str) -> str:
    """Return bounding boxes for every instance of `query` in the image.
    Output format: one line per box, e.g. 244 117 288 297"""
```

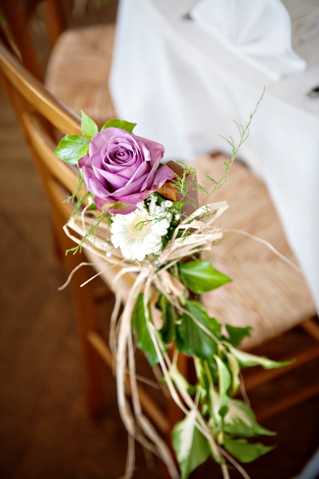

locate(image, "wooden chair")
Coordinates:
0 0 67 80
0 0 116 122
0 34 171 437
1 1 319 470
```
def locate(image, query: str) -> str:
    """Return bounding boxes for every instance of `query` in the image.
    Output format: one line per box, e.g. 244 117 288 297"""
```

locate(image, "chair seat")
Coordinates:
47 25 315 348
197 155 315 348
86 155 315 349
45 25 115 123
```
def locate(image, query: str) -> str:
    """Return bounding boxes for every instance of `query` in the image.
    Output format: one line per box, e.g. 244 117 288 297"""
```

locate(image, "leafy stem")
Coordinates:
66 212 107 255
201 87 265 196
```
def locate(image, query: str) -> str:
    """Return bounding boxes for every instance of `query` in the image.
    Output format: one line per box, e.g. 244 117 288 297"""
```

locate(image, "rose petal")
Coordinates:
112 173 149 198
135 135 164 163
153 164 176 188
94 169 128 189
85 172 108 198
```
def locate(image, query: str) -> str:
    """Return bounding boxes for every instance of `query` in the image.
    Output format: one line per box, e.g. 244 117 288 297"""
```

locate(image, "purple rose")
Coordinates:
79 128 175 214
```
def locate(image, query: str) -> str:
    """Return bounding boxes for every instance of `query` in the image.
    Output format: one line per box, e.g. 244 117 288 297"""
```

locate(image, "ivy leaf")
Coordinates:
81 110 98 139
179 260 231 294
176 301 220 359
228 346 292 370
214 356 231 415
169 364 191 395
102 118 137 133
172 410 211 479
226 353 240 395
223 436 273 463
158 295 176 344
224 399 274 438
132 294 159 366
225 324 252 347
55 135 89 164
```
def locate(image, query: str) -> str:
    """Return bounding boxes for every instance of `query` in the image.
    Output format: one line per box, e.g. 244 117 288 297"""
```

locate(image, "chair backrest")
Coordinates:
0 0 67 80
0 33 80 226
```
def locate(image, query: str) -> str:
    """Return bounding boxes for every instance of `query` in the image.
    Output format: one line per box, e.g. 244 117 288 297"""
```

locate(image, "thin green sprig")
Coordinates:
66 211 107 255
201 87 265 196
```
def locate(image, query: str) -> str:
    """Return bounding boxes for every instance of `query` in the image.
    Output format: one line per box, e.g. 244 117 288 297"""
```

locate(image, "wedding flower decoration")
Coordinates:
55 112 289 479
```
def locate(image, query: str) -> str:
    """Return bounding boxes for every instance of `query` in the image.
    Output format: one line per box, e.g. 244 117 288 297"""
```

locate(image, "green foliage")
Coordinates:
172 410 211 479
102 118 136 133
158 295 176 344
229 346 292 370
132 294 159 366
179 260 231 294
214 356 231 413
224 399 274 438
226 353 240 395
172 163 195 199
65 211 106 255
223 436 273 463
81 111 98 139
176 300 221 359
55 135 89 164
204 88 265 196
225 324 252 347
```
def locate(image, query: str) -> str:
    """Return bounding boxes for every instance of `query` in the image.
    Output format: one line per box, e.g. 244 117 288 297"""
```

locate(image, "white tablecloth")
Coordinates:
110 0 319 311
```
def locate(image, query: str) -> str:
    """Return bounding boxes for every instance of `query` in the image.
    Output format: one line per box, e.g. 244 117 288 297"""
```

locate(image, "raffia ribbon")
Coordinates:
60 201 229 478
60 196 300 479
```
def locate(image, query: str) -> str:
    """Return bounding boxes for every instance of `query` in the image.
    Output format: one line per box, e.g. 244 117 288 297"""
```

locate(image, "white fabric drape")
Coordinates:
110 0 319 310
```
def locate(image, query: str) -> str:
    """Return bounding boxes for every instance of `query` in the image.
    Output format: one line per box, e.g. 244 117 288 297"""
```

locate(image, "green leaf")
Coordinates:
225 324 252 347
179 260 231 294
81 111 98 139
102 118 137 133
132 294 159 366
169 364 191 395
224 399 274 438
55 135 89 164
158 295 176 344
176 301 220 359
228 346 292 370
223 436 273 463
172 410 211 479
214 356 231 413
226 353 240 395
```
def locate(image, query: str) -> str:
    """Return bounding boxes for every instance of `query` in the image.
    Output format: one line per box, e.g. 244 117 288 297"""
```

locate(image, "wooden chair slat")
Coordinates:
1 0 43 79
22 111 79 195
0 43 80 135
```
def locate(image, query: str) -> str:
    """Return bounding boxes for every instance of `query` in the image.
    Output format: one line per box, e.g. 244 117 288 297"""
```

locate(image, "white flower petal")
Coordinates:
110 196 173 261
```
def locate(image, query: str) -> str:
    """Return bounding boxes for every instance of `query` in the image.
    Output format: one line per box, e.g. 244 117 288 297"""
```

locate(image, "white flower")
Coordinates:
110 198 172 261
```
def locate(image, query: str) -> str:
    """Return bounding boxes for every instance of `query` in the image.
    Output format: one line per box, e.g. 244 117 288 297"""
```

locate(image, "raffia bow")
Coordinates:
61 201 230 478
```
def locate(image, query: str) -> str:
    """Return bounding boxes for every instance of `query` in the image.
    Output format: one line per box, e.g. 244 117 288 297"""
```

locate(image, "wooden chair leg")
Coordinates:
245 345 319 391
88 332 170 434
43 0 67 47
256 383 319 421
302 318 319 342
65 251 107 418
51 220 64 263
52 211 107 418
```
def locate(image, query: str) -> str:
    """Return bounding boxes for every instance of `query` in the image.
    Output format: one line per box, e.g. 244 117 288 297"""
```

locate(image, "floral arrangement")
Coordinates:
55 112 289 479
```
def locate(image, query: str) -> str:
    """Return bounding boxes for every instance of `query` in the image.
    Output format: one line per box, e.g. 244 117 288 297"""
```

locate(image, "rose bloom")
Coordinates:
79 128 175 214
